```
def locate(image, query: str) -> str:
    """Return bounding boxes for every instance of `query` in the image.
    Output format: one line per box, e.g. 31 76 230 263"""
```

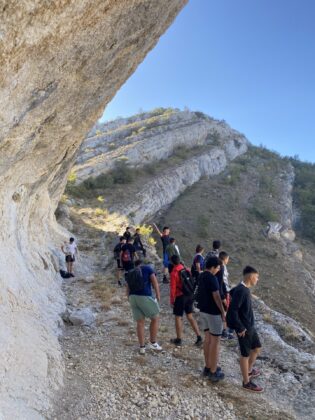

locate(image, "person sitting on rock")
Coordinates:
126 260 162 355
169 255 202 347
133 228 146 258
61 237 78 277
152 223 171 284
226 266 263 393
113 236 126 286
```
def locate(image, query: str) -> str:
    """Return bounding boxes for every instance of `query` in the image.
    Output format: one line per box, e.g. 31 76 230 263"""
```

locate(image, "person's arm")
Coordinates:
120 249 123 265
152 223 162 237
125 283 130 299
170 270 177 305
212 290 226 321
229 290 246 335
61 245 65 254
150 273 160 302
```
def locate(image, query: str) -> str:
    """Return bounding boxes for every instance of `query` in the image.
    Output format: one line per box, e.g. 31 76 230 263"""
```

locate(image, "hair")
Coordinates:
126 226 130 230
219 251 229 261
205 256 220 270
195 244 204 253
136 228 140 232
243 266 258 276
212 240 221 250
135 260 142 267
69 237 75 243
171 255 180 265
170 237 175 243
119 236 125 241
163 226 169 232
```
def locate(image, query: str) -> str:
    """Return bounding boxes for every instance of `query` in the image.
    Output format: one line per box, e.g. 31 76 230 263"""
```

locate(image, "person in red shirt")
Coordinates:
169 255 202 346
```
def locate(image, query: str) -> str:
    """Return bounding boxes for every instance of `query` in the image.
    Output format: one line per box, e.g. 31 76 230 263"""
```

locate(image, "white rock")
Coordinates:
69 308 96 326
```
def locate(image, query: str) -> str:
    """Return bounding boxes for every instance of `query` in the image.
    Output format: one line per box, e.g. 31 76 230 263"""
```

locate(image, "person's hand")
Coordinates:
237 329 246 337
221 311 226 322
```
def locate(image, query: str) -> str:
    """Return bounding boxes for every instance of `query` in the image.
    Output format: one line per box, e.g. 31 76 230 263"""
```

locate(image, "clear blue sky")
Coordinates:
101 0 315 162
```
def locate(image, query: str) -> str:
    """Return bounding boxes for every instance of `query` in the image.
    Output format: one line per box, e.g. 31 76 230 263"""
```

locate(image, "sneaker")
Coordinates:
147 342 162 351
162 276 169 284
208 370 225 383
249 368 261 378
170 338 182 347
139 346 146 355
221 330 228 339
195 336 203 346
118 280 122 287
70 273 75 277
202 366 222 377
242 381 263 393
227 333 235 339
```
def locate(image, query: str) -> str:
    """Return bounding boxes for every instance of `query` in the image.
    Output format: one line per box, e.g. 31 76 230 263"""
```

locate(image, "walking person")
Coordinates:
133 228 146 258
61 237 78 277
152 223 171 283
197 257 226 382
169 255 202 347
113 236 126 286
123 226 132 241
227 266 263 392
120 236 136 273
126 260 162 354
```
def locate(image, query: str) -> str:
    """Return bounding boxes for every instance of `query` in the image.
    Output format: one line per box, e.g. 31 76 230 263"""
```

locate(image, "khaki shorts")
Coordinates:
129 295 160 321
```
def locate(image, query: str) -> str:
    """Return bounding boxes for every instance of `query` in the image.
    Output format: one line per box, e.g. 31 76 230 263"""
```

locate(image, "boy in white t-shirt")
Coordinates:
61 237 78 277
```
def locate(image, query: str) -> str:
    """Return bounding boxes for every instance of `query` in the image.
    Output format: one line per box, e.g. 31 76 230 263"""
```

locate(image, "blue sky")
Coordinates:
101 0 315 162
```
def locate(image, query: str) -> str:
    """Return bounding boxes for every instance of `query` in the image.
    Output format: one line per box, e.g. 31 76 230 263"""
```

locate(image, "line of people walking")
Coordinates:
114 224 264 393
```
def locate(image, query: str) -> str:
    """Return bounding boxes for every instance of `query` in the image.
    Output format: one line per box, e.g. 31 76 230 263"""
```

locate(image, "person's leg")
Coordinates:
69 261 74 274
149 316 159 343
248 347 261 372
240 356 250 384
209 335 220 373
136 318 145 347
66 261 71 273
203 330 211 368
175 316 183 339
186 312 201 336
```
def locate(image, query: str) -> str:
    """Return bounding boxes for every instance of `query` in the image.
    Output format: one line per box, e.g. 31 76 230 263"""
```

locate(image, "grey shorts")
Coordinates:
199 312 223 336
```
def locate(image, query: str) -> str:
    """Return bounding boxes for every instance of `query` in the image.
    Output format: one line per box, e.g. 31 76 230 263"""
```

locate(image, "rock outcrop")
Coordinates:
0 1 187 417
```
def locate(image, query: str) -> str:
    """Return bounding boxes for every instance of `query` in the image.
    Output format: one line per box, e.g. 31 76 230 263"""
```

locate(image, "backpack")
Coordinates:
59 269 71 279
121 248 131 262
126 268 144 293
205 250 219 263
179 268 195 297
113 243 121 259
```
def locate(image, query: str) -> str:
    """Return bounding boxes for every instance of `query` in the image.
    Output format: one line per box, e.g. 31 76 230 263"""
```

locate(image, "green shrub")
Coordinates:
248 204 277 223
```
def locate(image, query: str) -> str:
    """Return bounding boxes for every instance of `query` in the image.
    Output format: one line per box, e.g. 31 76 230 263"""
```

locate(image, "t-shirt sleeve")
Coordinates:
146 266 154 277
196 255 202 264
210 276 219 293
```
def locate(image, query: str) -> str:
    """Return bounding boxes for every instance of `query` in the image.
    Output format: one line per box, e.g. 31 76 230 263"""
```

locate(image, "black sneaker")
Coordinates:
195 336 203 346
118 280 122 287
221 329 228 339
208 370 225 383
163 276 169 284
202 366 222 377
242 381 263 393
170 338 182 346
70 273 75 278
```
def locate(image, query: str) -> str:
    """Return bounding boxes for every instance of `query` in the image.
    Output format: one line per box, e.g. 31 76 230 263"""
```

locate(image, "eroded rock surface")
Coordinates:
0 1 187 417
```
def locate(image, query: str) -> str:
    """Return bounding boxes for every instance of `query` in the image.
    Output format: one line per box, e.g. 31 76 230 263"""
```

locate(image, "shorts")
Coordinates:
163 252 169 268
122 261 134 271
173 295 194 317
65 255 75 263
129 295 160 321
116 259 123 270
237 328 262 357
199 312 223 336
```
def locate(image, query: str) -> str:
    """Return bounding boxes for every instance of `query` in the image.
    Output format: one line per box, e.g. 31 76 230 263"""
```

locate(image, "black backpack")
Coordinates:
126 267 144 293
179 268 195 297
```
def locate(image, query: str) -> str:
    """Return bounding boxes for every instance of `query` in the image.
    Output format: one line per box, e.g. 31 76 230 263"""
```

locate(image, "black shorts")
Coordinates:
173 295 194 317
237 328 262 357
122 261 134 271
116 259 123 270
65 255 75 263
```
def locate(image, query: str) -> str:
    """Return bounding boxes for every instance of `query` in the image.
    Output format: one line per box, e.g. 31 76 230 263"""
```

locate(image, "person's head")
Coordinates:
136 228 140 233
243 266 259 287
125 226 130 231
195 244 204 254
170 237 176 244
205 256 221 275
212 240 221 250
135 259 142 267
219 251 229 265
171 255 180 266
119 236 126 243
163 226 170 235
69 237 75 243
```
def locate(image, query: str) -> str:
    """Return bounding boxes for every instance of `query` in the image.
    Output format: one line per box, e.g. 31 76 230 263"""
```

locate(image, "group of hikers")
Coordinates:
114 224 264 393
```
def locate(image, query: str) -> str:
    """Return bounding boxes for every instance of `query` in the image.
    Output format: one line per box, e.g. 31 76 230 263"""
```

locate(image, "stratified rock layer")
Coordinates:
0 1 187 417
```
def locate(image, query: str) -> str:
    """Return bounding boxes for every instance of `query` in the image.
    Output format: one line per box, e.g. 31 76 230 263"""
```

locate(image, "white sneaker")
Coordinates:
139 346 146 355
147 342 162 351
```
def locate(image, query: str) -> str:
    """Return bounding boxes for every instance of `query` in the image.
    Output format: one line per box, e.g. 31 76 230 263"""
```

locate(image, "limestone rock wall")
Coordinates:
0 1 187 417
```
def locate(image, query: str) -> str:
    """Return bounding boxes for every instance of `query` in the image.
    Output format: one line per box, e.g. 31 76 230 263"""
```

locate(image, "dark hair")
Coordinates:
213 240 221 250
243 266 258 276
136 228 140 232
196 244 204 253
126 227 130 230
163 226 169 231
170 237 175 243
171 255 180 265
119 236 125 241
135 260 142 267
70 237 75 243
205 256 220 270
219 251 229 261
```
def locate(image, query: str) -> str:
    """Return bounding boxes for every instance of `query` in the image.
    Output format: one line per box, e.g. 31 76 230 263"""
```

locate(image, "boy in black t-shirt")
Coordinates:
113 236 126 286
120 237 136 272
153 223 171 283
227 266 263 393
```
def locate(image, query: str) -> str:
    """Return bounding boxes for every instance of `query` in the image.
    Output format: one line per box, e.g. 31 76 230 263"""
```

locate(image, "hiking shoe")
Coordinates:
202 366 221 377
208 370 225 383
221 330 228 339
195 336 203 346
170 338 182 347
249 368 261 378
227 333 235 339
243 381 263 393
139 346 146 355
70 273 75 277
147 342 162 351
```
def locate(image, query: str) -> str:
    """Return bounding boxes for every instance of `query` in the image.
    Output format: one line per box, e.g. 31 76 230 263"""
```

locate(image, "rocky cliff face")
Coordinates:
0 1 187 417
